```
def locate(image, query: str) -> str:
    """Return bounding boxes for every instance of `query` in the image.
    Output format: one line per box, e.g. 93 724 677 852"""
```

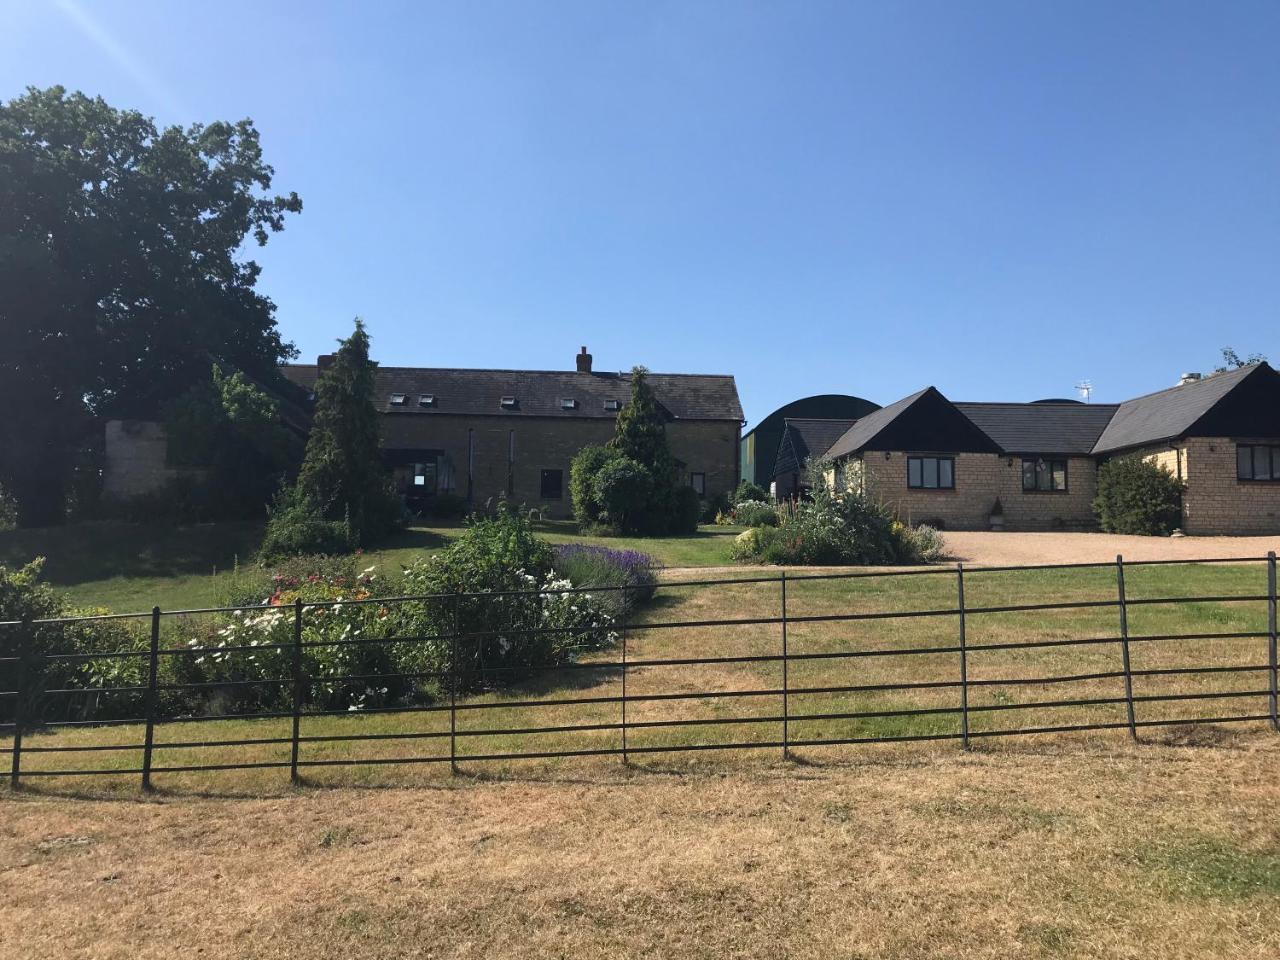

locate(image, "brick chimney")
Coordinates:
576 346 592 373
317 353 337 372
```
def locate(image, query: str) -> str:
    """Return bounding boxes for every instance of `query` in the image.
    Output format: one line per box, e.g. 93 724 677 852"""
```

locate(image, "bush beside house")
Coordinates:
570 367 700 535
731 461 947 566
1093 458 1185 536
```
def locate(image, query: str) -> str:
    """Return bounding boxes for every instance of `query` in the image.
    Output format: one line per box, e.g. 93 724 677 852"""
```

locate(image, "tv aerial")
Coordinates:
1075 379 1093 403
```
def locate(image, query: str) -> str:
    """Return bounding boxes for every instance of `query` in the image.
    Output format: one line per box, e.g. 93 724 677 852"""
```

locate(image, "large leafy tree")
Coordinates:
0 86 301 526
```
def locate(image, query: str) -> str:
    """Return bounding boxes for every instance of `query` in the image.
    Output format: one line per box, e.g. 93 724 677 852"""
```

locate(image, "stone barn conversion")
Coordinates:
282 347 744 518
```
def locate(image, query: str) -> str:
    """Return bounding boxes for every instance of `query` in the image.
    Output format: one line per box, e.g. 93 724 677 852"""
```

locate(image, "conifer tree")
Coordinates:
294 319 399 542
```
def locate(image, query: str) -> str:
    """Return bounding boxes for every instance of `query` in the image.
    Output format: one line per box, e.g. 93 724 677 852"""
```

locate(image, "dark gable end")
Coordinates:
773 418 858 478
827 387 1001 458
1091 363 1271 455
1184 363 1280 439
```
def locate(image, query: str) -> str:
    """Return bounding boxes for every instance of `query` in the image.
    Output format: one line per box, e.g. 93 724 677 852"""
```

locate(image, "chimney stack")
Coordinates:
576 346 592 373
1178 372 1202 386
317 353 337 372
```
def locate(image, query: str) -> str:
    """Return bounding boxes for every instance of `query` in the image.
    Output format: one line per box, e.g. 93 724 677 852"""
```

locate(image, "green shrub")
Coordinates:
900 523 948 563
259 487 354 561
733 499 779 528
398 512 615 692
593 457 654 533
670 485 702 535
0 559 149 726
571 368 687 536
732 526 780 562
733 484 913 566
570 445 618 526
176 567 408 714
733 480 769 505
1094 458 1185 535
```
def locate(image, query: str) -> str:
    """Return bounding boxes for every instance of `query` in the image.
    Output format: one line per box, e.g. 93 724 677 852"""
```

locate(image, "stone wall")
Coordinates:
996 456 1099 531
102 420 190 499
857 451 1002 530
381 414 740 518
834 451 1099 531
1137 437 1280 535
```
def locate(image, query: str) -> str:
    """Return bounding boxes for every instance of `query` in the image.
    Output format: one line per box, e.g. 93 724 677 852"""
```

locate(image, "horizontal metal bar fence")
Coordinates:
2 553 1277 787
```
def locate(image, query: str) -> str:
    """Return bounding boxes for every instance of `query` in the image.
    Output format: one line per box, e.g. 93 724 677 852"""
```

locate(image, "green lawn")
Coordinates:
0 519 745 612
5 560 1275 793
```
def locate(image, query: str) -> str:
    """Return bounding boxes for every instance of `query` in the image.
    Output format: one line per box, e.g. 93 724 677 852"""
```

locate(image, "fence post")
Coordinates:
290 598 304 785
141 606 160 791
450 595 458 775
781 572 789 760
957 564 970 751
1268 552 1278 733
620 618 629 766
1116 555 1137 741
9 617 30 790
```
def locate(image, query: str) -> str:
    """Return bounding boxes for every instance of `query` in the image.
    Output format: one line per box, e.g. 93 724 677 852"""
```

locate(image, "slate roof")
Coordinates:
773 418 858 477
825 388 933 459
281 364 743 422
955 402 1119 455
1091 364 1262 455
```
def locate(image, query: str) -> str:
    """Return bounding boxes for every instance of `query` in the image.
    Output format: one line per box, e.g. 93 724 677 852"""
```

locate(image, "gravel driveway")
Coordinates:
943 530 1280 566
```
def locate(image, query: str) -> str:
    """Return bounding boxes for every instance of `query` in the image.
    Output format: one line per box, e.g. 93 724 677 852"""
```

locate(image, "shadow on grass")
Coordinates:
374 525 454 553
0 521 265 586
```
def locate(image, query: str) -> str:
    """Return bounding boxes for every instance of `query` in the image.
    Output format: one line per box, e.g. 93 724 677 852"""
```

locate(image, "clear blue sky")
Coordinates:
4 1 1277 427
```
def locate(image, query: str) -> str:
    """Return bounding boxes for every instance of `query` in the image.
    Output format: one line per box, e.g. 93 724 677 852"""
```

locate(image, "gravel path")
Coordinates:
942 530 1280 566
662 531 1280 579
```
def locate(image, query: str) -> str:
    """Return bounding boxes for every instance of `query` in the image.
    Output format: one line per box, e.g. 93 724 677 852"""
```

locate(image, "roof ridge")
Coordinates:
782 416 860 423
955 400 1121 408
282 362 735 380
1109 363 1262 407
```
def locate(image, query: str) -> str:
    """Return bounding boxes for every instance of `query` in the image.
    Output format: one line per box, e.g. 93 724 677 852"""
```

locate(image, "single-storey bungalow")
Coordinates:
788 362 1280 536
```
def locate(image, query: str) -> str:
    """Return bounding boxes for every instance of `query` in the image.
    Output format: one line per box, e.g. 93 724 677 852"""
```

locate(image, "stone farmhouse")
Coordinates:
772 362 1280 536
281 347 744 518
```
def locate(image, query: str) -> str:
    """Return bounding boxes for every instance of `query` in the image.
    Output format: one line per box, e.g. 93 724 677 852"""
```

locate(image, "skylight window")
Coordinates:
418 394 435 407
560 398 577 410
389 393 407 405
500 396 517 408
604 399 622 411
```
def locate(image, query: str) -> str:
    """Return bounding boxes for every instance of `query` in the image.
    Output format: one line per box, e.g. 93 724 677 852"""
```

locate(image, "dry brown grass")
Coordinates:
3 562 1279 957
3 733 1279 959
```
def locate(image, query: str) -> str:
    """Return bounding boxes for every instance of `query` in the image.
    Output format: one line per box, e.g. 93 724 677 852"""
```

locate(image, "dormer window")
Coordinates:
389 393 407 405
500 396 517 409
560 398 577 410
604 399 622 412
418 394 435 407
